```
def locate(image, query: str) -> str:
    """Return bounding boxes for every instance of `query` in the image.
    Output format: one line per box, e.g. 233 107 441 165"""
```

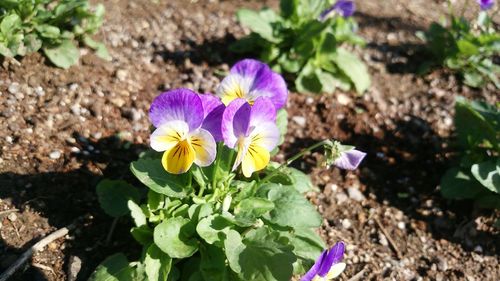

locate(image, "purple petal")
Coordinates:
318 242 345 277
219 59 288 110
221 99 249 148
249 97 277 126
199 93 225 142
149 89 204 131
300 250 328 281
233 103 251 138
319 0 355 21
477 0 495 10
334 149 366 170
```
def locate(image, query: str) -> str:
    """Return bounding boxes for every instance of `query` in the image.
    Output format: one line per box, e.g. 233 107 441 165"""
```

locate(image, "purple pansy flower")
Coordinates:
198 93 225 142
149 89 218 174
301 242 346 281
477 0 495 10
319 0 355 21
216 59 288 110
334 148 366 170
222 97 280 177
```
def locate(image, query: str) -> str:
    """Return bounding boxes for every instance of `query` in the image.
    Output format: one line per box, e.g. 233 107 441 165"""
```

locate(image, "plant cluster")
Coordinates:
440 96 500 208
92 59 365 281
231 0 370 95
417 0 499 88
0 0 109 69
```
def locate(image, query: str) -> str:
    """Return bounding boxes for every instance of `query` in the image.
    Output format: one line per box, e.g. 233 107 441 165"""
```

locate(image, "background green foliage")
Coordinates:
231 0 370 94
440 97 500 208
0 0 109 69
417 10 499 88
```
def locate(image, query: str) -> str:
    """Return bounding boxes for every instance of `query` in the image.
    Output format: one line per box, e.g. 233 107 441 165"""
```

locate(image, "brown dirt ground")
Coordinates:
0 0 498 280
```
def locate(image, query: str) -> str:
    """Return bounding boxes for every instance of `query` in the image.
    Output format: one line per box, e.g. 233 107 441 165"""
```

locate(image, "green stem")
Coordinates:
261 140 328 183
212 143 222 189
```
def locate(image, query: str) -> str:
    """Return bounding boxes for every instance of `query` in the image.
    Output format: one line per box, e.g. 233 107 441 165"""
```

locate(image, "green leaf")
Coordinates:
440 168 483 199
154 217 198 258
236 9 279 43
43 40 79 69
131 158 191 198
287 167 314 193
96 179 141 218
318 32 337 58
36 24 61 39
475 191 500 209
23 34 42 53
471 161 500 194
200 244 231 281
331 48 370 94
224 227 296 281
128 200 147 227
131 225 153 246
456 39 479 56
316 69 337 94
296 66 322 93
83 35 111 61
257 184 322 228
276 109 288 146
196 214 234 244
188 203 213 222
234 198 275 226
0 14 21 35
88 253 136 281
463 71 484 88
455 96 498 148
144 244 172 281
147 191 164 211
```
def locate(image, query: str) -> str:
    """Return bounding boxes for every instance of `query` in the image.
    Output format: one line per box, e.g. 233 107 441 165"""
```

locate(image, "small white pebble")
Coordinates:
49 150 62 159
342 219 352 229
7 212 17 222
397 221 406 230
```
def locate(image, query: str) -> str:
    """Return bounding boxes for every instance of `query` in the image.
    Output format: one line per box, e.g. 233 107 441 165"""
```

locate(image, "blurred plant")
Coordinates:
231 0 370 95
90 59 364 281
0 0 110 69
417 0 499 88
440 97 500 209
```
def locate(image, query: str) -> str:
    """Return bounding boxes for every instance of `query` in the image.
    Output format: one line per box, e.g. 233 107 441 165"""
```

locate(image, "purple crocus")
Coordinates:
319 0 355 21
149 89 218 174
301 242 346 281
216 59 288 110
477 0 495 10
334 148 366 170
222 97 280 177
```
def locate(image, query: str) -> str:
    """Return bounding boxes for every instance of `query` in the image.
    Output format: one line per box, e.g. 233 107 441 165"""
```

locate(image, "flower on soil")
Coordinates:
319 0 355 21
149 89 219 174
301 241 346 281
324 141 366 170
477 0 495 10
216 59 288 110
222 97 280 177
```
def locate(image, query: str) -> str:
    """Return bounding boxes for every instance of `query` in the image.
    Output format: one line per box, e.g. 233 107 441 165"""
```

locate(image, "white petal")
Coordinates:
150 120 189 152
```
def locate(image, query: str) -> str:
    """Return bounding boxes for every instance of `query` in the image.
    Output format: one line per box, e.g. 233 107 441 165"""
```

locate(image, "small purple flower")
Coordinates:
477 0 495 10
334 149 366 170
149 89 217 174
301 242 346 281
319 0 356 21
216 59 288 110
221 97 280 177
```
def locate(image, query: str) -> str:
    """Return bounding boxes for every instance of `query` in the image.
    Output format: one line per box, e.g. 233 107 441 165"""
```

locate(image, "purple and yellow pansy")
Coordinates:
222 97 280 177
216 59 288 110
149 89 219 174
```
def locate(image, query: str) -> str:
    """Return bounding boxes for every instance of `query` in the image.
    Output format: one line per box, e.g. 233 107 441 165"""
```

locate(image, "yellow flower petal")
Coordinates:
162 139 195 174
241 142 270 178
150 121 189 152
217 75 250 105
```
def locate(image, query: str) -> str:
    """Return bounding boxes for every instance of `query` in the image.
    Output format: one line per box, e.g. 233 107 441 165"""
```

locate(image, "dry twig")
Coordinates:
347 265 368 281
374 217 403 259
0 221 77 281
0 209 19 216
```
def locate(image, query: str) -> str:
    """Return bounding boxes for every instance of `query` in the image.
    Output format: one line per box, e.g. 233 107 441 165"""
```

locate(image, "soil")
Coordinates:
0 0 498 281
